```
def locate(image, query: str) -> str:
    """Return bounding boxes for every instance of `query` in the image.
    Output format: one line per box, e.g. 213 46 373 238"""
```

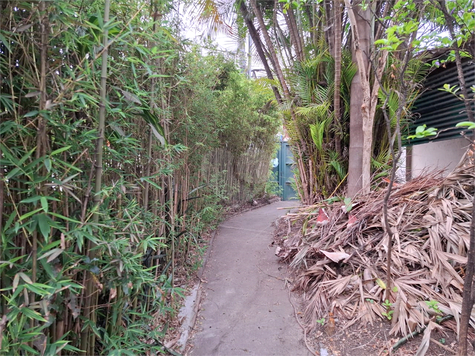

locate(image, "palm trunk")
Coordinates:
81 1 110 353
287 7 304 61
325 0 335 58
249 0 290 100
274 22 293 69
333 0 342 155
240 1 282 102
345 0 372 196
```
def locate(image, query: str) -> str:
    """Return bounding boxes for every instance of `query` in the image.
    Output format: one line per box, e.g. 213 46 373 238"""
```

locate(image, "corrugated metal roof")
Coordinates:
407 59 475 146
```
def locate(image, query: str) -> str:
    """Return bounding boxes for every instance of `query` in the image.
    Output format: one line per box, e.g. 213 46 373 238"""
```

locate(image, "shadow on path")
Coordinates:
189 200 312 356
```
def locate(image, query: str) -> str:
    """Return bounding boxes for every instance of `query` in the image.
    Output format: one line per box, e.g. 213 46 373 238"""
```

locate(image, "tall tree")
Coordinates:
345 0 389 196
249 0 291 100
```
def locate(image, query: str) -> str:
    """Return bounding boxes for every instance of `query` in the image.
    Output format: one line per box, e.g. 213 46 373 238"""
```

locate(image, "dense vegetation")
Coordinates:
195 0 474 354
198 0 473 202
0 1 280 354
1 0 474 354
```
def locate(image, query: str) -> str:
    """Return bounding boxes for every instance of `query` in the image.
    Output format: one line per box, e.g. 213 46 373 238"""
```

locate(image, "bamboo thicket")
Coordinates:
0 1 280 354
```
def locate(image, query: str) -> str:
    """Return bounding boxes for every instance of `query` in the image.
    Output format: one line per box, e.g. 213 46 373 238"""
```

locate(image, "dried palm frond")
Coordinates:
274 146 475 350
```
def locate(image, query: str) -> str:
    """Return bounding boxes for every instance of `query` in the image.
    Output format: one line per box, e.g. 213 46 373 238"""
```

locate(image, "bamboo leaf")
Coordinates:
25 283 53 296
44 157 52 172
149 123 166 146
21 307 47 322
18 273 33 284
50 146 71 156
25 91 41 98
110 123 126 137
140 176 162 190
120 89 141 104
376 278 387 290
14 23 33 32
39 248 64 263
321 250 351 263
6 167 22 180
49 212 81 223
19 208 43 221
40 197 48 212
21 196 42 204
0 33 11 52
23 110 39 117
13 273 20 292
20 344 39 354
36 213 51 240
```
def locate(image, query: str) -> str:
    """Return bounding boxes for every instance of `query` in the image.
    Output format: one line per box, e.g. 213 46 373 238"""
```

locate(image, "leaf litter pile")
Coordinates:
274 147 475 354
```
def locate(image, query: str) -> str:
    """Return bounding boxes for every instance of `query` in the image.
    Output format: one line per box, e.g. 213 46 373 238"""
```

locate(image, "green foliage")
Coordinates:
407 124 438 139
0 1 280 354
287 50 355 202
382 300 394 320
456 121 475 130
425 300 442 314
343 197 352 212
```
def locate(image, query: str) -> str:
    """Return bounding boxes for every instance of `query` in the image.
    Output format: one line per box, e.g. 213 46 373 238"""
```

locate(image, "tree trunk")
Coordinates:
240 1 282 102
458 175 475 356
333 0 342 155
284 6 304 61
345 0 372 196
250 0 290 100
433 1 475 354
325 0 335 58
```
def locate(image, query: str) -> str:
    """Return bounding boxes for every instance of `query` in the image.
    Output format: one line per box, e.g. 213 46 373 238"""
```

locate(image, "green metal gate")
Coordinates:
272 141 297 200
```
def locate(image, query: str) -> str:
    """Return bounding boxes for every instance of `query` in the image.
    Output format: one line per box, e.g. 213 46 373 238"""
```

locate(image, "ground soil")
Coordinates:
296 299 473 356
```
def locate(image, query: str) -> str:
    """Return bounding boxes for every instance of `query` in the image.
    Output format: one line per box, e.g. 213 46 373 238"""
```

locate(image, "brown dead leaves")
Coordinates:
274 148 475 347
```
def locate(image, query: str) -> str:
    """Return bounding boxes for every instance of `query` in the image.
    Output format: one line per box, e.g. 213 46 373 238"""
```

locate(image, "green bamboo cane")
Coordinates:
80 0 110 353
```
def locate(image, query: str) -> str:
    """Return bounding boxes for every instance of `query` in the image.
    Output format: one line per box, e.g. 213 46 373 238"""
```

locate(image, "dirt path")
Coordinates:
188 200 311 356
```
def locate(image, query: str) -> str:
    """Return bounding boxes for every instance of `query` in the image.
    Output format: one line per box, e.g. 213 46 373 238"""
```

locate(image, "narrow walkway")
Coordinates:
190 201 311 356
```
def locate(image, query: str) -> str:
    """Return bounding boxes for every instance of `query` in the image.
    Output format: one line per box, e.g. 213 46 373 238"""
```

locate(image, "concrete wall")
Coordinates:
409 137 468 179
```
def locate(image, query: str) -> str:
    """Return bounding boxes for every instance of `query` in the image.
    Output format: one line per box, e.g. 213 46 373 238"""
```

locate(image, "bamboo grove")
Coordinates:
0 0 281 354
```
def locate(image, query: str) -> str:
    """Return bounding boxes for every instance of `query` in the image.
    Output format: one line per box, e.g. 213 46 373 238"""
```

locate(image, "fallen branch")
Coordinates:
430 337 456 354
392 315 454 351
286 282 319 356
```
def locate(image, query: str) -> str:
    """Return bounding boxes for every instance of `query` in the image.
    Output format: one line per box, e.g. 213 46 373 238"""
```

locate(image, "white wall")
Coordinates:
410 137 468 179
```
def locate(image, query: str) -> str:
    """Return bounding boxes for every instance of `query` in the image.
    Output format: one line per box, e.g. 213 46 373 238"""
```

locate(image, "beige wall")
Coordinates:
410 137 468 179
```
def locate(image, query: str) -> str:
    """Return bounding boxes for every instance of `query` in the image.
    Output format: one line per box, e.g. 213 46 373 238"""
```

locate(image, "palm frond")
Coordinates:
310 117 331 151
326 150 347 180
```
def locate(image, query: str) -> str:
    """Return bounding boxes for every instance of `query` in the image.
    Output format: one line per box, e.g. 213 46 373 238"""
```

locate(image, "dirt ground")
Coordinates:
288 287 474 356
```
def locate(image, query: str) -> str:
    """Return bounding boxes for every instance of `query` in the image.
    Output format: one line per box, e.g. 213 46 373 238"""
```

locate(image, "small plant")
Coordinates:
425 299 442 314
344 197 352 212
316 318 325 326
382 299 394 320
407 124 438 140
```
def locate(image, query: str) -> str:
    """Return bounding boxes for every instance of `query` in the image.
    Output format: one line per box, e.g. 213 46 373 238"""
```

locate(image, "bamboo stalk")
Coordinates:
81 1 110 353
28 1 49 347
